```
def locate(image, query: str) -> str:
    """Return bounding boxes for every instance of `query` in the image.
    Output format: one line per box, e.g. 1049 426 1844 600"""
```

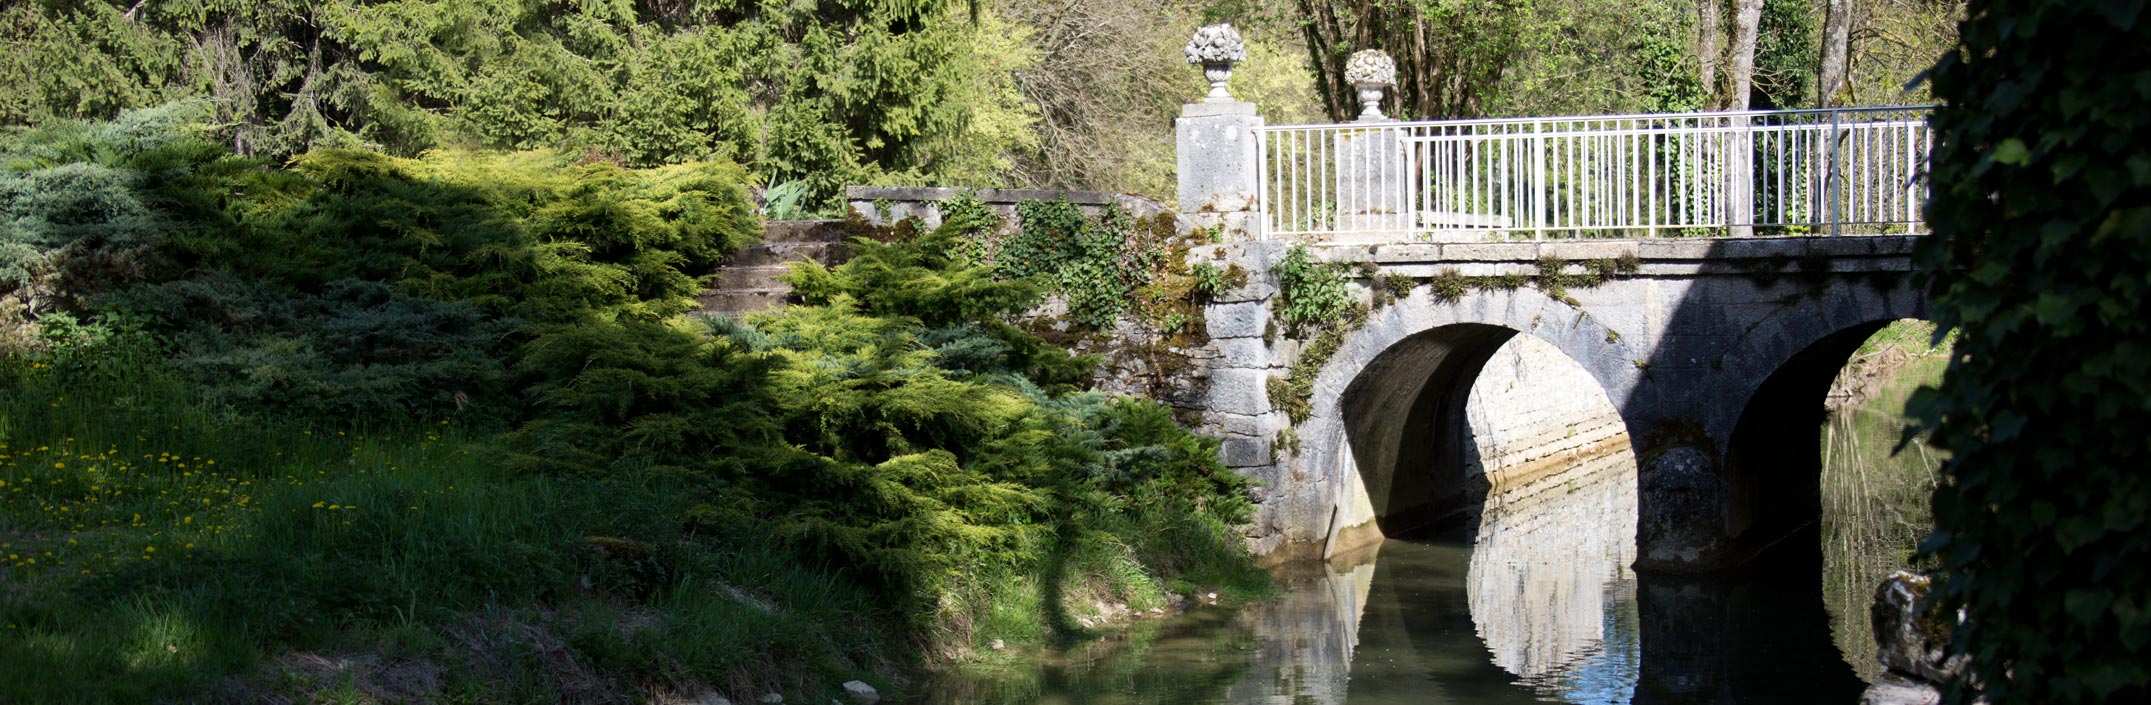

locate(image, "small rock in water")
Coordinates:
1871 571 1963 684
1860 673 1941 705
840 680 880 705
759 693 783 705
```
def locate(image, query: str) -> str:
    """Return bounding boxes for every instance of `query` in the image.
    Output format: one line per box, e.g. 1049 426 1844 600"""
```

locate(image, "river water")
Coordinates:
933 351 1942 705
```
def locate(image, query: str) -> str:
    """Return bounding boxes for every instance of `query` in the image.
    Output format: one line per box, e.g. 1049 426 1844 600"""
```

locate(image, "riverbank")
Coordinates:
0 354 1270 704
0 110 1270 703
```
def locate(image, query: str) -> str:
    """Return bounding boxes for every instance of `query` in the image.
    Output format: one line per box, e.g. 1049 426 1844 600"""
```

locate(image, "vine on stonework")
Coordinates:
942 196 1220 337
1265 248 1642 429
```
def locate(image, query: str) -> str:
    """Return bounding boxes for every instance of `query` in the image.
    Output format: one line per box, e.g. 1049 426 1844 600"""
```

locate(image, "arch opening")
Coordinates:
1337 323 1638 539
1337 323 1517 536
1724 317 1949 685
1335 322 1644 697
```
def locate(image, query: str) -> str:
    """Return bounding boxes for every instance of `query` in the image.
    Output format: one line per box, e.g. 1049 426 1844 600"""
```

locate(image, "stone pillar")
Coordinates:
1332 49 1410 241
1177 101 1266 240
1332 126 1410 238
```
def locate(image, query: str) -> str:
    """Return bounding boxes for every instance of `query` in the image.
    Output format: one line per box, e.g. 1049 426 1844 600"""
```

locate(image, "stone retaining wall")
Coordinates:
843 186 1171 233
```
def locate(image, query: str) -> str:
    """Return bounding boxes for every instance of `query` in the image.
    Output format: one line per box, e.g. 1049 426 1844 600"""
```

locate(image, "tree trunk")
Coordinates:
1727 0 1763 111
1700 0 1722 109
1817 0 1854 107
1726 0 1763 235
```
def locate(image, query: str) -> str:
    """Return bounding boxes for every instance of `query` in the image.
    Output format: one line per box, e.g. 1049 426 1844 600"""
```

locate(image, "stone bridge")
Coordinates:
786 60 1938 575
1165 67 1936 573
1183 235 1927 573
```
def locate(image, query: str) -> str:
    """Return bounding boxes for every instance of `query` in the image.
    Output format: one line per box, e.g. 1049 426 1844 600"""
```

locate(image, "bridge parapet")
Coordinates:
1175 73 1932 244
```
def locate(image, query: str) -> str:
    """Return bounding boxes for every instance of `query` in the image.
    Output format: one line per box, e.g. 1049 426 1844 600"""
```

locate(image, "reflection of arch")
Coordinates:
1298 286 1646 552
1712 284 1928 550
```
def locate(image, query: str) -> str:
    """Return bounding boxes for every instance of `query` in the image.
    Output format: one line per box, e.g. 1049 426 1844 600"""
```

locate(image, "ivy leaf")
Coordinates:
1992 138 2033 166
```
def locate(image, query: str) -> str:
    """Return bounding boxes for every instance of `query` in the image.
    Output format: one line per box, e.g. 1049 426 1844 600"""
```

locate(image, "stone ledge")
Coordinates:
844 185 1122 205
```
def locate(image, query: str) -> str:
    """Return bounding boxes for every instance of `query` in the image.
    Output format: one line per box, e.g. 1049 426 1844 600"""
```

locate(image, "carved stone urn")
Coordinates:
1345 49 1398 121
1185 24 1248 103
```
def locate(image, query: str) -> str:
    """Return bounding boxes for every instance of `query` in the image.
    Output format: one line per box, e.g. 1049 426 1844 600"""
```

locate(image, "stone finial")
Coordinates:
1185 24 1248 103
1345 49 1398 121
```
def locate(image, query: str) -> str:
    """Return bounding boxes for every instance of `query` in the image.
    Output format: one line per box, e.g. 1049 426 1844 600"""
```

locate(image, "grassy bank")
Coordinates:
0 105 1270 703
0 352 898 703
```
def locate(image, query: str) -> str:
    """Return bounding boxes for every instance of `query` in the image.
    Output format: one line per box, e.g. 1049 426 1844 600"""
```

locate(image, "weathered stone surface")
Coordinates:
1541 241 1635 260
1211 337 1275 368
840 681 881 705
1635 446 1726 572
1177 104 1263 217
1860 673 1942 705
1872 571 1963 685
1636 239 1718 259
1205 411 1286 438
1205 368 1274 416
1442 242 1540 261
1220 436 1272 467
1205 301 1269 339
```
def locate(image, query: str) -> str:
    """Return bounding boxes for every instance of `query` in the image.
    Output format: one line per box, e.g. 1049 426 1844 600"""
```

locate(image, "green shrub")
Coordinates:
1 109 760 427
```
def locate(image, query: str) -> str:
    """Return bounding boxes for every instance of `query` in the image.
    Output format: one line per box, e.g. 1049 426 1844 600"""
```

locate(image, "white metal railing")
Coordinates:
1255 106 1934 240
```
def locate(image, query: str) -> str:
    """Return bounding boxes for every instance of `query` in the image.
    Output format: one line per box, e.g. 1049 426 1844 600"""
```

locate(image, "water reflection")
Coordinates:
932 396 1933 704
1819 356 1945 683
1468 448 1639 702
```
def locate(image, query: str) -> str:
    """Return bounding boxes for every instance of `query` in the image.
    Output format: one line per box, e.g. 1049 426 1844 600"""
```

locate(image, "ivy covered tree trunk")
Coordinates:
1726 0 1764 112
1699 0 1723 108
1916 1 2151 703
1817 0 1855 107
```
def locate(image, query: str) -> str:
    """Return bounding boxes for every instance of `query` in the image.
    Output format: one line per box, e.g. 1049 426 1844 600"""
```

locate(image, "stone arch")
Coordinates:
1292 286 1647 556
1711 281 1930 550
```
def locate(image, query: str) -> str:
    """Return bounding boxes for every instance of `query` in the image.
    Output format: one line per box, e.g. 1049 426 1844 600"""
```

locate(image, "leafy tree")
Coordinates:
1913 1 2151 702
1 106 758 425
1 0 1034 207
1294 0 1538 121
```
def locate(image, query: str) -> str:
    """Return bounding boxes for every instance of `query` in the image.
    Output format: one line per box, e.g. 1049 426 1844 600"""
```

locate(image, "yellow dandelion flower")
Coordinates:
53 462 63 469
311 501 324 508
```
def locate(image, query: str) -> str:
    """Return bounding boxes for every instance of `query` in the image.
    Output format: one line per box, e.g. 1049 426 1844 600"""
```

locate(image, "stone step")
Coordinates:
697 288 791 314
711 265 791 291
761 219 856 244
723 242 852 268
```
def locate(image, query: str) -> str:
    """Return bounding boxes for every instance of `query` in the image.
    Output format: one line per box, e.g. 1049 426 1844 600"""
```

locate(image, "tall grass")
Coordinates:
0 346 893 704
